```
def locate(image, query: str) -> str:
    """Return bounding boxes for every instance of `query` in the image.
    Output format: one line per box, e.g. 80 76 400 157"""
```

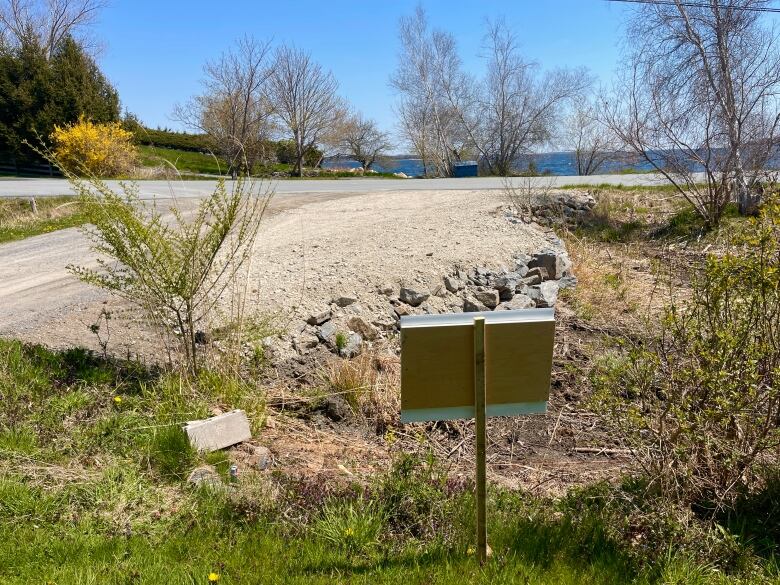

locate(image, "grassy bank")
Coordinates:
137 145 401 179
137 145 228 176
0 499 712 585
0 196 86 243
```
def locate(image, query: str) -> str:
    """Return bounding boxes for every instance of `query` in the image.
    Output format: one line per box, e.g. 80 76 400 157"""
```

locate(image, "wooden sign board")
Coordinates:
400 309 555 423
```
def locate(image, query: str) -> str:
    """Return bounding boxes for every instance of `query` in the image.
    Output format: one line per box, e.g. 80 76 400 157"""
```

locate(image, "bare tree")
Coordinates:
330 111 393 170
391 6 473 177
603 0 780 225
395 97 433 176
0 0 104 58
564 96 619 176
468 21 590 176
392 12 588 177
174 36 274 178
266 45 343 177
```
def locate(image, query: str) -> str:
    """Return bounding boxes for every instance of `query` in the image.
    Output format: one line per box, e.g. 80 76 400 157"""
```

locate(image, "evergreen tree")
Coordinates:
0 36 119 160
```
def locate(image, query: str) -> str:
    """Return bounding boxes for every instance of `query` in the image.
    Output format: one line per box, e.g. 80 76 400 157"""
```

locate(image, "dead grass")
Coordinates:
0 196 87 242
321 350 400 432
558 187 723 333
562 233 663 332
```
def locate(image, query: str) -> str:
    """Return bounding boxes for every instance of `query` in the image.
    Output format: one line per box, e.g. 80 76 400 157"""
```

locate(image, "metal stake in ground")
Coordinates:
474 316 487 564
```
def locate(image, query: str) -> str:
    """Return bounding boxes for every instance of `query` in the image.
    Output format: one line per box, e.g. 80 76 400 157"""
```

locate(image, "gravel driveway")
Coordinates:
0 188 551 352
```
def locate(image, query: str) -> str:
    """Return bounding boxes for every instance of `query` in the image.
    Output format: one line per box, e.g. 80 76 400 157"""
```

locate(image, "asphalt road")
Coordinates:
0 173 687 199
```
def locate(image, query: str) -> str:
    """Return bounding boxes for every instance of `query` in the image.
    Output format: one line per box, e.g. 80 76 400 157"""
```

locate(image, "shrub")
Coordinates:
59 174 272 374
132 127 212 152
274 139 322 167
50 116 137 177
592 198 780 513
0 38 120 160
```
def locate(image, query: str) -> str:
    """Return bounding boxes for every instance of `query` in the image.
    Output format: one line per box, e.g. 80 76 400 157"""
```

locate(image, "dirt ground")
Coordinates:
0 187 632 495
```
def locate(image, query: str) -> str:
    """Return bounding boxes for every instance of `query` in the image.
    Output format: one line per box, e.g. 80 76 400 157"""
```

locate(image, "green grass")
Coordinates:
137 145 229 176
0 339 777 584
137 145 403 179
0 196 87 243
559 182 706 193
1 477 775 584
0 522 642 584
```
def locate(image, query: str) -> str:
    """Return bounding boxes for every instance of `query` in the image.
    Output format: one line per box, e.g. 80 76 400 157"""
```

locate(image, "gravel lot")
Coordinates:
0 188 551 352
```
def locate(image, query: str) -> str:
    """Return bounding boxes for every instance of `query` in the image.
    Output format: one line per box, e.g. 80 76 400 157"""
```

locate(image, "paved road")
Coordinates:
0 173 686 199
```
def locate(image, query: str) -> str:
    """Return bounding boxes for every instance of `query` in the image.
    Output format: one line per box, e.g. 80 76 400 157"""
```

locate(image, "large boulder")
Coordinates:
239 444 273 471
348 316 379 341
558 275 578 290
463 296 490 313
534 281 560 308
399 287 430 307
528 190 596 224
318 321 337 344
293 331 320 352
493 274 520 301
339 332 363 358
443 275 464 293
322 395 352 422
307 310 331 326
521 272 543 286
529 250 572 280
333 294 358 308
474 290 500 309
496 294 535 310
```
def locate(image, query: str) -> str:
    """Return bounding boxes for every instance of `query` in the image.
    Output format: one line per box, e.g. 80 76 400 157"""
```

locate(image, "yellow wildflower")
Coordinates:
113 396 122 404
208 573 220 582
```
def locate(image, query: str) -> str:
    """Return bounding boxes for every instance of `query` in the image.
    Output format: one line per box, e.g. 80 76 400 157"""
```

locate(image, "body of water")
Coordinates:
322 152 657 177
324 150 780 177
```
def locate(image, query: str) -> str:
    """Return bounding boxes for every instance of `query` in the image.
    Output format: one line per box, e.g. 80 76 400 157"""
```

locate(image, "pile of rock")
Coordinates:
439 248 576 313
288 293 385 361
283 248 576 364
509 190 596 227
256 239 576 374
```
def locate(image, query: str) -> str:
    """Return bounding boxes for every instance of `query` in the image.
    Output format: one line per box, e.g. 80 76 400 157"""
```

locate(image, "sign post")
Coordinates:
473 316 487 564
400 309 555 564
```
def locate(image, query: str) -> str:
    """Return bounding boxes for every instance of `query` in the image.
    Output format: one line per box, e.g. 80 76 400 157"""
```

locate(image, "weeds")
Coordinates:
315 500 385 558
147 425 196 481
591 198 780 513
321 351 400 432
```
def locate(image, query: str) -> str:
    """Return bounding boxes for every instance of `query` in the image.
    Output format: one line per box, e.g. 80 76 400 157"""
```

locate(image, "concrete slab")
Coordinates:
184 409 252 452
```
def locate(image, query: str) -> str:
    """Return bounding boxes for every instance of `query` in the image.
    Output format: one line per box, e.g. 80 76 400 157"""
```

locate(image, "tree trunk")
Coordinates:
733 156 758 215
295 152 304 177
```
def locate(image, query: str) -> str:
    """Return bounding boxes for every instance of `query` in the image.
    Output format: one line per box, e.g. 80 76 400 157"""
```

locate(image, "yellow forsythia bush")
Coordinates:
50 116 137 177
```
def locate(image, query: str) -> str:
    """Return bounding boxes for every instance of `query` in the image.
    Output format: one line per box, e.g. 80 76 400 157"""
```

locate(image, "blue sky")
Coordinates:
95 0 631 136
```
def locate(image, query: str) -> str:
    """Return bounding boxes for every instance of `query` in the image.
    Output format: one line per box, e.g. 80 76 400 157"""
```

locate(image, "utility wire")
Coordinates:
605 0 780 13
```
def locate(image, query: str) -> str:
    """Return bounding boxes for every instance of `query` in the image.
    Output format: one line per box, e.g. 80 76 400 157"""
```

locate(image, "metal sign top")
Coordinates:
400 308 555 423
